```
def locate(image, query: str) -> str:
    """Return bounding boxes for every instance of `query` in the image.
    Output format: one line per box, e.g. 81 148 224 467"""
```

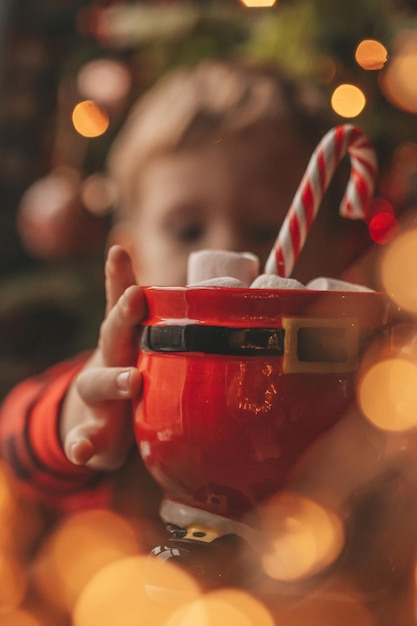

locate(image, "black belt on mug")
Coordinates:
140 322 357 363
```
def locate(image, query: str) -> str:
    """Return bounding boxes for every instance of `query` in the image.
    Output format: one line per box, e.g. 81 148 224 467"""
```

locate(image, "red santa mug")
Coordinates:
133 286 393 524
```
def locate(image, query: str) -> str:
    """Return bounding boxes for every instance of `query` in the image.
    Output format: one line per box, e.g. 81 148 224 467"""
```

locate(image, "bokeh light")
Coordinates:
380 228 417 312
0 609 42 626
259 492 344 582
240 0 277 6
273 593 376 626
412 556 417 622
72 100 109 138
0 463 44 567
0 552 28 609
0 465 39 613
81 173 116 216
355 39 388 70
358 357 417 431
331 84 366 118
34 509 141 612
77 59 131 106
73 555 200 626
166 589 274 626
380 30 417 114
365 198 399 244
0 465 19 547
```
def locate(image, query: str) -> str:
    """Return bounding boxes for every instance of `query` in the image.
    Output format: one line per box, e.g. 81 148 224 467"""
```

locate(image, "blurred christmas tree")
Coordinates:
3 0 417 395
4 0 417 268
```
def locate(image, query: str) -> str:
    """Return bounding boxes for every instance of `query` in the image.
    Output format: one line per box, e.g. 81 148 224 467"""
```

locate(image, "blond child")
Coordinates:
0 59 372 526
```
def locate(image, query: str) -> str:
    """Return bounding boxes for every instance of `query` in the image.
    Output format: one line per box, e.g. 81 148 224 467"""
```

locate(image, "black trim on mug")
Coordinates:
139 318 385 374
140 325 285 356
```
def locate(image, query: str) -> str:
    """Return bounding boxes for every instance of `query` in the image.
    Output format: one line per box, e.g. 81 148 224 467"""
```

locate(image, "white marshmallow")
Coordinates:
187 250 260 287
306 276 374 292
190 277 244 288
250 274 305 289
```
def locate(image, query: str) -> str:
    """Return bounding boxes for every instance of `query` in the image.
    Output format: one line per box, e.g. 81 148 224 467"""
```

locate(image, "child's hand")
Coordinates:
60 245 145 471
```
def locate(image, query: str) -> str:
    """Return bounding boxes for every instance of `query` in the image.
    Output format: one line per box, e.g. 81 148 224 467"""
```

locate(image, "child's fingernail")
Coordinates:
69 440 93 465
116 370 131 391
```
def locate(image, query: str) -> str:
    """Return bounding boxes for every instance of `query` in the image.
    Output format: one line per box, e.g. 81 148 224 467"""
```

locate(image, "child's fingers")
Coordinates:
66 436 95 466
99 284 146 366
64 423 133 470
76 366 142 404
105 245 137 315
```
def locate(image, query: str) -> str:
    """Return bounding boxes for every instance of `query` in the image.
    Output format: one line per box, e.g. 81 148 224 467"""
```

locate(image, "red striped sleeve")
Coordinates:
0 354 107 500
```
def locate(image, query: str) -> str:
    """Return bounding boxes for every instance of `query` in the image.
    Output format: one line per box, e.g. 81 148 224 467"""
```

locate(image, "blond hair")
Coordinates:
108 60 326 211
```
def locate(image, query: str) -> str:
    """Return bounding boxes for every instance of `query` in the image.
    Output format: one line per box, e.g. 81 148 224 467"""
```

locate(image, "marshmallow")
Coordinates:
306 277 374 292
190 277 244 288
187 250 260 287
250 274 305 289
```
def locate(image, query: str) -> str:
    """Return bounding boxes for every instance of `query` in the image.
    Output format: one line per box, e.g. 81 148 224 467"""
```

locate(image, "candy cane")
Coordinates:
265 124 378 277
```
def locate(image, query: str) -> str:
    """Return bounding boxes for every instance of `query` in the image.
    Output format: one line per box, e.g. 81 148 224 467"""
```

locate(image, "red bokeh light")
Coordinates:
365 198 399 244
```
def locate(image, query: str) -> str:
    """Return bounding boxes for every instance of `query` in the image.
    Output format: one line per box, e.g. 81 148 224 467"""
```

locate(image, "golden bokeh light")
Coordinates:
0 465 22 552
413 558 417 624
358 358 417 431
240 0 277 6
273 593 376 626
72 100 109 138
73 555 200 626
331 84 366 118
380 228 417 312
355 39 388 70
259 492 344 582
166 589 274 626
0 463 16 513
34 509 141 612
0 609 42 626
380 31 417 114
0 465 45 560
0 552 27 610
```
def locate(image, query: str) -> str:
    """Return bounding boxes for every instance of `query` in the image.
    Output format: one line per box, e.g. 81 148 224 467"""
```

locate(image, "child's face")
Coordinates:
123 128 370 287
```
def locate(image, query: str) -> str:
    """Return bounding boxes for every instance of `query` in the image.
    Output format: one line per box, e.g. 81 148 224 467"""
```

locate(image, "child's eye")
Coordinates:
178 223 204 243
166 220 205 244
251 224 278 244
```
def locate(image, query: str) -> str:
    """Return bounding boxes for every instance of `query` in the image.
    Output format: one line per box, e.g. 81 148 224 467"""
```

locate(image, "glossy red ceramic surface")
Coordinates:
133 287 393 522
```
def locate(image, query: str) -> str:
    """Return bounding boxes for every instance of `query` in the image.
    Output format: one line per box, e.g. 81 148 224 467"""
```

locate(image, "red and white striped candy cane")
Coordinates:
265 124 378 277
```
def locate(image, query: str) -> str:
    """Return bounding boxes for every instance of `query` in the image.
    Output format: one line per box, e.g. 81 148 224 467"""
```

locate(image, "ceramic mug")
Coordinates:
133 286 393 523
